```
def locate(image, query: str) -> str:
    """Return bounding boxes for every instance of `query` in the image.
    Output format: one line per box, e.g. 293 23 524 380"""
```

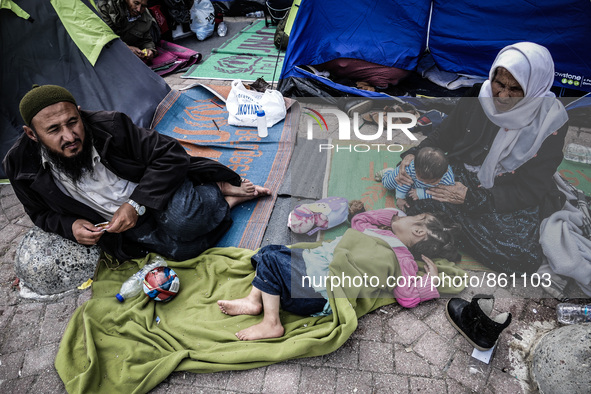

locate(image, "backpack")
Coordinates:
288 197 349 235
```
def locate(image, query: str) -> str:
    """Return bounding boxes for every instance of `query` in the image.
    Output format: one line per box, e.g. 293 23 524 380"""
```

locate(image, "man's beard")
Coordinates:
41 132 95 185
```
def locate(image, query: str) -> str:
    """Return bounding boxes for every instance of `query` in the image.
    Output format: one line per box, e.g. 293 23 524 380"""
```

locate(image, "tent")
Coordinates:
279 0 591 98
0 0 171 178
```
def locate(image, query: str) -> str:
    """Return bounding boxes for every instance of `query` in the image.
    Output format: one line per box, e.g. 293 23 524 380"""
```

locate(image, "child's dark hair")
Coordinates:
414 147 448 181
348 199 366 221
408 211 461 262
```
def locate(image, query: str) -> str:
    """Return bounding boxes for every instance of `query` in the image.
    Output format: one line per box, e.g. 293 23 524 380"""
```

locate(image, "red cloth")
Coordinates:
149 40 202 76
315 58 411 88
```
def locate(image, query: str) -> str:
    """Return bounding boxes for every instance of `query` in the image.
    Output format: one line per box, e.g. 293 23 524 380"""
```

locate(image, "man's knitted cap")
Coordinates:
19 84 77 126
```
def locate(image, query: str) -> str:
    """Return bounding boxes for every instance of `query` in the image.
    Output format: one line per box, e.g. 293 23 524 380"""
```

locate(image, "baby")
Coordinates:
375 147 455 211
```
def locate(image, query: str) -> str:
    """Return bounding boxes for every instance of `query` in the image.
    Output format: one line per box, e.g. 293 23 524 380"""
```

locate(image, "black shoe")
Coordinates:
445 294 511 351
342 99 374 118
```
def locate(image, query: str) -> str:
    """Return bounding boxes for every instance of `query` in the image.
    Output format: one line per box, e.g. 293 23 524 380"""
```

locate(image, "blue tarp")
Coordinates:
280 0 591 95
429 0 591 92
280 0 431 98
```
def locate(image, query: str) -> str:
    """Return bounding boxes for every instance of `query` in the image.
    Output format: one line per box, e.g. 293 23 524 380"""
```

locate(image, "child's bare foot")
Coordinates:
218 298 262 316
235 320 285 341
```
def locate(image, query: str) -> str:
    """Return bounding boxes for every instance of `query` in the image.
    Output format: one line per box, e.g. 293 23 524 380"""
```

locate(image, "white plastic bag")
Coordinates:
190 0 215 41
226 80 287 127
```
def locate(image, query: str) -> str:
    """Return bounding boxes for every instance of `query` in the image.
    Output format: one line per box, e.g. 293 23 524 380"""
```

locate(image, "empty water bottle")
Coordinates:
246 11 264 18
556 303 591 324
564 143 591 164
217 21 227 37
116 255 167 302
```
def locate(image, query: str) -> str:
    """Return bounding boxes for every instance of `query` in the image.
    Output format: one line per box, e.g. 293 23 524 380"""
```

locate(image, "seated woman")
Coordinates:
96 0 158 60
398 42 569 274
218 207 460 340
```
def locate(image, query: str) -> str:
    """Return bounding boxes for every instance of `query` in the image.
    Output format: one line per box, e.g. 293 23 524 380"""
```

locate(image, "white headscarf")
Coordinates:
477 42 568 189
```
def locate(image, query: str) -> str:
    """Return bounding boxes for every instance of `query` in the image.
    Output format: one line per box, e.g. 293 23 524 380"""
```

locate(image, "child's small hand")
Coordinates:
408 189 418 200
422 255 439 277
396 198 409 211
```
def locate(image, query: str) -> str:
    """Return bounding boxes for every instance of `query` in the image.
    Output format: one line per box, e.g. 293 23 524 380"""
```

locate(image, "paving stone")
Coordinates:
40 299 77 345
226 367 265 393
262 363 300 394
29 370 67 393
358 340 393 372
21 343 59 377
487 367 525 393
335 369 372 394
6 204 26 222
0 223 28 245
422 306 458 338
409 299 439 319
1 302 44 353
373 373 409 394
445 378 477 393
76 289 92 308
193 370 230 389
299 366 337 393
0 185 15 197
0 351 25 379
409 376 447 394
0 305 16 331
0 374 36 393
351 312 383 341
393 343 431 377
168 371 197 386
288 355 324 367
385 310 429 345
11 213 33 228
445 351 491 392
1 193 21 210
323 339 359 369
413 329 454 368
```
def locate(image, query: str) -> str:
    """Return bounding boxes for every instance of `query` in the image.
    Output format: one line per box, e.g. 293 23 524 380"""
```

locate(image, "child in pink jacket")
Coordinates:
218 207 460 340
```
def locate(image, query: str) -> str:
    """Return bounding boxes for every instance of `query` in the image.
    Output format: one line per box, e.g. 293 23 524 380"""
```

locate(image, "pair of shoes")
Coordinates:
374 167 393 182
445 294 512 351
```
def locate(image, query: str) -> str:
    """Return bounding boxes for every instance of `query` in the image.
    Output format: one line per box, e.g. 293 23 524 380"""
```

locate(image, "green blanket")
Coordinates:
55 230 465 393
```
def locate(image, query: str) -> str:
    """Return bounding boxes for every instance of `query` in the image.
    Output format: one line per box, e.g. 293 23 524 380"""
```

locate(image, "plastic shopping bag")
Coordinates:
190 0 215 41
226 79 287 127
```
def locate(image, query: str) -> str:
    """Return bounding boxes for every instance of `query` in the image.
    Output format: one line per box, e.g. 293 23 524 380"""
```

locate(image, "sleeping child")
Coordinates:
375 147 455 211
217 206 460 341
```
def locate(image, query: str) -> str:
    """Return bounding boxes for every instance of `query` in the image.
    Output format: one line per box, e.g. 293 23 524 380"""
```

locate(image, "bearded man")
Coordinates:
4 84 270 263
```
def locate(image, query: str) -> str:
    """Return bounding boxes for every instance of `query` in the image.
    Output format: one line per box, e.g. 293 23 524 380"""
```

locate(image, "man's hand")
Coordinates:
73 219 105 245
396 198 409 211
128 45 144 58
427 182 468 205
395 154 415 186
422 255 439 277
107 203 139 233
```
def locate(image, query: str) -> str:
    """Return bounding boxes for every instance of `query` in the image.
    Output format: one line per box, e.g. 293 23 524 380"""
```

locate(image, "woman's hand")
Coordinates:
395 154 415 186
422 255 439 277
427 182 468 205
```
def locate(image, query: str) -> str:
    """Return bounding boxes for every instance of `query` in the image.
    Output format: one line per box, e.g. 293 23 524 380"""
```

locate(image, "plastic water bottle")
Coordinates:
246 11 264 18
556 303 591 324
564 143 591 164
217 21 227 37
257 109 268 138
116 255 167 302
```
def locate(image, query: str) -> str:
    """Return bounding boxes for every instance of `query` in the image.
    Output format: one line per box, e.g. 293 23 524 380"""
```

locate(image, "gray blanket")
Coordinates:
539 173 591 296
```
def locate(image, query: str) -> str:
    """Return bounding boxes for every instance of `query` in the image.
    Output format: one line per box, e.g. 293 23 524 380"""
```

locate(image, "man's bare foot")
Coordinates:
218 298 262 316
218 179 272 197
224 185 272 208
235 320 285 341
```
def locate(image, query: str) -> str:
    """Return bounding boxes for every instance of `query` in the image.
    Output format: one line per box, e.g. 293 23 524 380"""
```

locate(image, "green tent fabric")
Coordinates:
51 0 118 66
0 0 30 19
55 229 466 393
